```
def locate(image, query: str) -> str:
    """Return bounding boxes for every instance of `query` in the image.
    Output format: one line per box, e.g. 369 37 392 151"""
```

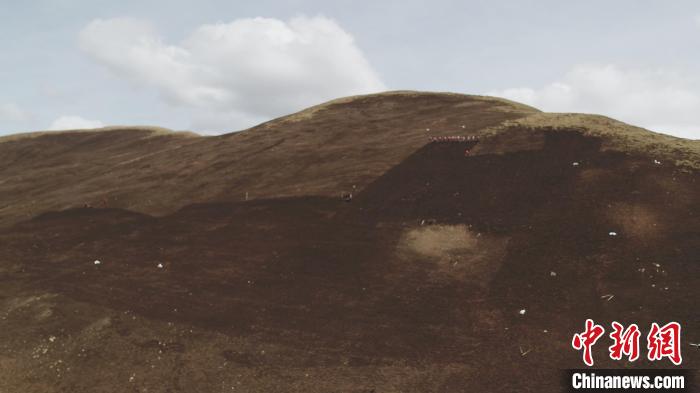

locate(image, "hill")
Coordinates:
0 91 698 392
0 91 537 229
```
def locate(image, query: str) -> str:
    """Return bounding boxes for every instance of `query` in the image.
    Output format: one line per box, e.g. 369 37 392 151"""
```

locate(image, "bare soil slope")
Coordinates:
0 92 698 392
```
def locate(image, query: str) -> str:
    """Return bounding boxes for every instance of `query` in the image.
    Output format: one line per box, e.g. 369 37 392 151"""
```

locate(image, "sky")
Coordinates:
1 0 699 139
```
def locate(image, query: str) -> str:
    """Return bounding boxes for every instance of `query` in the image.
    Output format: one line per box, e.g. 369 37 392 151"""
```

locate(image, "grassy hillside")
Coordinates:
0 91 536 228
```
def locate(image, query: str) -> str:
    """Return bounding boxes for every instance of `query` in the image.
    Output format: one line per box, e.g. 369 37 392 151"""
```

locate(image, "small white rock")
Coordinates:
519 309 527 315
608 232 618 236
572 162 580 166
157 263 164 269
550 271 557 277
94 260 101 265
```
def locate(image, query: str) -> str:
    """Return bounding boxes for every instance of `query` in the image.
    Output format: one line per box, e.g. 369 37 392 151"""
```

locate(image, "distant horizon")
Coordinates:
2 1 700 139
2 90 697 141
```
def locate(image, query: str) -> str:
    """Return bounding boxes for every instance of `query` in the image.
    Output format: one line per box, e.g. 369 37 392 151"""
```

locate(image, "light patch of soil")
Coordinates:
608 203 663 239
397 224 508 286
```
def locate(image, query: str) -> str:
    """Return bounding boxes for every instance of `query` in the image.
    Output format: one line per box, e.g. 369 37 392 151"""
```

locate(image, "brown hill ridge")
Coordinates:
0 91 535 228
0 91 697 229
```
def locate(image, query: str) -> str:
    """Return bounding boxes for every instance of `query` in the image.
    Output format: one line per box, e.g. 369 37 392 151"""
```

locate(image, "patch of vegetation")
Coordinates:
487 112 699 169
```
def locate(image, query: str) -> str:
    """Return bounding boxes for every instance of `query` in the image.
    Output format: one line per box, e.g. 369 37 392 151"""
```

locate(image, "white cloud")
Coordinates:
79 16 385 132
49 116 104 131
490 64 700 139
0 102 28 122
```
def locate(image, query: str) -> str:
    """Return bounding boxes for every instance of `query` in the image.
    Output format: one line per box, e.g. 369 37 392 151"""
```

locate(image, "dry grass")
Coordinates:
0 92 696 232
0 126 198 144
258 90 539 127
0 92 533 229
484 112 700 169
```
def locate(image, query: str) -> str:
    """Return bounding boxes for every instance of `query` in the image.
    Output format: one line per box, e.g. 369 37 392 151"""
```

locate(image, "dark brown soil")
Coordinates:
0 124 697 392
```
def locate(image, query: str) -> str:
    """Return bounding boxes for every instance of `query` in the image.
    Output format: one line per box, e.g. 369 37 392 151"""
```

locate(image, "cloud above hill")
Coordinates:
0 102 28 122
79 16 385 131
49 116 104 130
489 64 700 139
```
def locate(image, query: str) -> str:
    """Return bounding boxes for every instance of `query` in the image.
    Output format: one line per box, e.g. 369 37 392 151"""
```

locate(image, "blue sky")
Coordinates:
1 0 699 138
